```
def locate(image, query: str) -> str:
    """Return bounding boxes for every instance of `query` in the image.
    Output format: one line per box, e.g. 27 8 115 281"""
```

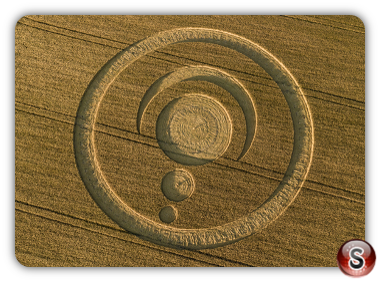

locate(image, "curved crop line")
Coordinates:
74 27 314 249
137 65 257 161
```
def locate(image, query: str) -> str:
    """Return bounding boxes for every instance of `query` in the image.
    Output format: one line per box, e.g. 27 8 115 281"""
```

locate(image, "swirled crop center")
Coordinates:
137 65 256 161
74 27 314 250
161 169 195 202
156 94 232 165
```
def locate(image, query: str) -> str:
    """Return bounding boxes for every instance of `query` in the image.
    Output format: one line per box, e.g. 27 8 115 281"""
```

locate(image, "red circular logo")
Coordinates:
337 239 376 277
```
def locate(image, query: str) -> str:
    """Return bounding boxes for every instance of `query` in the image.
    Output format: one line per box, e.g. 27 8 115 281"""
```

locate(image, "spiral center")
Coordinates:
156 94 232 166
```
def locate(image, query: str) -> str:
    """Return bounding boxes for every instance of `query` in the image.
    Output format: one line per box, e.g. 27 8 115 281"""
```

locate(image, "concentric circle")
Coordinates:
156 94 232 165
74 28 314 249
161 169 195 202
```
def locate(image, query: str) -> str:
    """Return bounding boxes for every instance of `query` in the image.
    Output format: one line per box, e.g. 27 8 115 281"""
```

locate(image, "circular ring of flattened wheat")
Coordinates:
74 28 314 249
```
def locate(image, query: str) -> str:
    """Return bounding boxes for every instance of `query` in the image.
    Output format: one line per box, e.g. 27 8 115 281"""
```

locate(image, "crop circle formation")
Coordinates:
161 169 195 202
137 65 256 161
74 27 314 249
159 205 178 224
156 94 232 166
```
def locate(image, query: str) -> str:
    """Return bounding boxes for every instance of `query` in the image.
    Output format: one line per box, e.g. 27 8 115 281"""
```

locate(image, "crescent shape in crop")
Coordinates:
137 65 257 160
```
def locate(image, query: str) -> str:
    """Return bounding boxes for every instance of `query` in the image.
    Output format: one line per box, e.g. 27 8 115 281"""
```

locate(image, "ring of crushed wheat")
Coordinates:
74 28 314 249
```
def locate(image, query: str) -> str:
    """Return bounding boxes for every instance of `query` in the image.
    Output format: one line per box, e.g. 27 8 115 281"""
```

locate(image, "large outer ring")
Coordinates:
74 28 314 249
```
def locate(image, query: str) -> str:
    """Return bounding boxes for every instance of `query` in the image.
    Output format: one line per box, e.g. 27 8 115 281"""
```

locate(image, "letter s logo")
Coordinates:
349 247 365 270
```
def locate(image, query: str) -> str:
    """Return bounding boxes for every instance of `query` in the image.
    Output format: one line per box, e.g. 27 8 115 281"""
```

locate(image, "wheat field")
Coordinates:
15 15 365 266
